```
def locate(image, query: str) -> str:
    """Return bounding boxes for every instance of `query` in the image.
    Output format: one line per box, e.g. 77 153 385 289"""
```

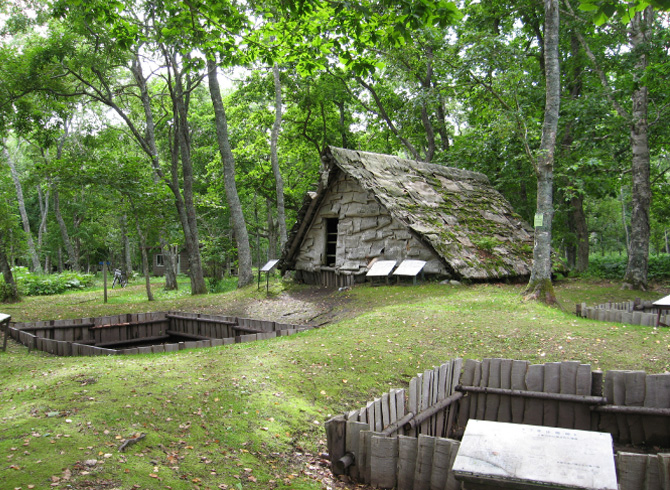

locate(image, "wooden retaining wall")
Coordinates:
325 358 670 490
577 300 669 327
8 311 313 357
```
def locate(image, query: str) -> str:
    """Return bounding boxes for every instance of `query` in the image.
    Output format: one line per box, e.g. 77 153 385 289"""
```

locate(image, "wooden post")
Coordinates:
0 313 10 352
325 415 346 475
102 262 108 303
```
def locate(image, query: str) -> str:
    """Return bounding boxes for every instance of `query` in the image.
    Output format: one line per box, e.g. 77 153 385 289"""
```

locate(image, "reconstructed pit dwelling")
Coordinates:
279 147 535 287
8 312 313 356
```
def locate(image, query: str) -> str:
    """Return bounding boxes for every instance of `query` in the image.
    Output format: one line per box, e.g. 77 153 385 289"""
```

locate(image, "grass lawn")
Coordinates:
1 277 669 490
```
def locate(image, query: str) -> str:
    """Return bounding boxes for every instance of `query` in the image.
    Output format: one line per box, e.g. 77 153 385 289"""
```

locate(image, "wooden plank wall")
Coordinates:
617 453 670 490
326 358 670 490
326 359 464 488
578 301 667 327
9 312 313 357
456 358 593 433
597 370 670 447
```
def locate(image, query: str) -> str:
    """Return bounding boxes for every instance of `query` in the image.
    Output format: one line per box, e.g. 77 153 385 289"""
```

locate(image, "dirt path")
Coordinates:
201 286 356 327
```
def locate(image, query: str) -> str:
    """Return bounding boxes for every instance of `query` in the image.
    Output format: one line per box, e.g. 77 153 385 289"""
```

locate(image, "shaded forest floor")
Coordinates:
1 277 669 490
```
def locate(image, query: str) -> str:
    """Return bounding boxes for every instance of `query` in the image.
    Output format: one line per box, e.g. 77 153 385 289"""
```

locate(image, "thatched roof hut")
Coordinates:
279 147 534 287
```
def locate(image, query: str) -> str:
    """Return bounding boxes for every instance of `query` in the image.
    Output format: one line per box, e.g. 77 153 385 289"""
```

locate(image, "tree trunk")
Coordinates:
206 56 254 288
121 214 133 279
0 239 20 303
569 194 589 273
524 0 560 304
131 52 207 294
622 8 653 291
270 63 288 250
4 145 41 273
168 52 207 295
159 235 178 290
135 221 154 301
266 197 278 260
51 184 80 272
37 185 49 250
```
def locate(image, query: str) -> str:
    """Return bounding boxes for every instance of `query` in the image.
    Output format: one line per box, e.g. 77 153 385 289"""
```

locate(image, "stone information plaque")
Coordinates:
452 419 617 490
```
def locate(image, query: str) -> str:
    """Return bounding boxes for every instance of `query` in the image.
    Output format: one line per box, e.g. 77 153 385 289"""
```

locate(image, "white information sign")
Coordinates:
393 259 426 277
653 293 670 307
260 259 280 273
366 260 397 277
452 420 618 490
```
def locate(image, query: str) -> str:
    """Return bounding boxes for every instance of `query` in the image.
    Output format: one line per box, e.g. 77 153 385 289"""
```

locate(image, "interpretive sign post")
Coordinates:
258 259 280 292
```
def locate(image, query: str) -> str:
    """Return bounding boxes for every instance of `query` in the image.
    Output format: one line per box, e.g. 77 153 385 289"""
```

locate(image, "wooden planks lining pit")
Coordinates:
326 357 670 490
8 311 313 357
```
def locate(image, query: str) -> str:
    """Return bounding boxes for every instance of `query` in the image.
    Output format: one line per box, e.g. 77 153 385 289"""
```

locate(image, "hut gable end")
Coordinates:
280 147 533 284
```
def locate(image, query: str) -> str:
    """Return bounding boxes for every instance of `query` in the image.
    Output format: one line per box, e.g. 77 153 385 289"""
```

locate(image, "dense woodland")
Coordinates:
0 0 669 303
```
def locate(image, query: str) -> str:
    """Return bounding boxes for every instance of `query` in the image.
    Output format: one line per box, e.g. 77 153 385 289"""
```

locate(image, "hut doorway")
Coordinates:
324 218 339 267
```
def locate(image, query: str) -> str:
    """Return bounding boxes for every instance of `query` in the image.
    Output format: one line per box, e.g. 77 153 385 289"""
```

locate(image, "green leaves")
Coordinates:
577 0 669 25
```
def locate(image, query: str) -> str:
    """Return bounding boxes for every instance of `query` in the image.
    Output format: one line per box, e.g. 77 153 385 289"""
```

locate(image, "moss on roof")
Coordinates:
282 147 534 281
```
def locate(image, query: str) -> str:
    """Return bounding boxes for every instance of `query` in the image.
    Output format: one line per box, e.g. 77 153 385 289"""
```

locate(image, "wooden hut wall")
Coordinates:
292 172 447 281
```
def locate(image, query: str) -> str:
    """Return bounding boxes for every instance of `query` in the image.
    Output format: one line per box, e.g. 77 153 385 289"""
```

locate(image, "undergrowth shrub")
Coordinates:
3 267 95 296
206 276 238 294
0 282 20 303
585 254 670 280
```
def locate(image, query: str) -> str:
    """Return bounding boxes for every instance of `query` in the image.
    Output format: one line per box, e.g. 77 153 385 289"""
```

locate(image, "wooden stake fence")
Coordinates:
325 358 670 490
577 300 670 327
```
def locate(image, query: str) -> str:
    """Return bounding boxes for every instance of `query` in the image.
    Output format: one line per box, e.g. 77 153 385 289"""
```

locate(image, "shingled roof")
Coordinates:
280 147 534 281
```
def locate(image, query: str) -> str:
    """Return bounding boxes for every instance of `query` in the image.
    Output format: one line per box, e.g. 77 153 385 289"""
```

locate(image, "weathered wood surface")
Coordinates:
370 436 398 488
328 358 670 489
9 311 311 356
617 452 669 490
578 301 669 327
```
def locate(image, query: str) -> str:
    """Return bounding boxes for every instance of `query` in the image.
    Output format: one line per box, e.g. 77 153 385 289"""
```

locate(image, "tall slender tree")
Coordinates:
524 0 560 303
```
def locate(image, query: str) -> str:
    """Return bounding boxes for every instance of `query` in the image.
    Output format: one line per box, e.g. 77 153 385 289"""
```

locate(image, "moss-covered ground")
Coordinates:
1 277 668 489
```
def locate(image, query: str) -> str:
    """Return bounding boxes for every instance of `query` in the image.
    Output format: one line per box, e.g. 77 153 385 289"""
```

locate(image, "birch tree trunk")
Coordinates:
206 56 253 287
271 63 288 250
4 145 41 272
267 197 278 260
622 8 653 290
524 0 560 304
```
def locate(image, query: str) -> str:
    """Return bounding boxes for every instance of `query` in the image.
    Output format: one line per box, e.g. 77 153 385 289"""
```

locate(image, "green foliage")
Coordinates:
205 276 238 294
6 266 95 296
473 236 502 252
0 281 19 302
585 253 670 280
578 0 670 25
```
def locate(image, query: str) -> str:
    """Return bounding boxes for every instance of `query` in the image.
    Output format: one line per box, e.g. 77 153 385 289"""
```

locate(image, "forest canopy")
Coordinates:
0 0 668 301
